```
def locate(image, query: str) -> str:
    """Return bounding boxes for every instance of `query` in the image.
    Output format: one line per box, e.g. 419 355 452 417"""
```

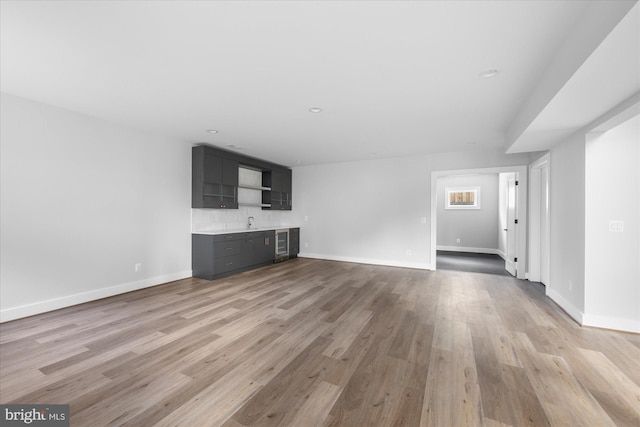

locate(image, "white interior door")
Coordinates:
505 177 517 276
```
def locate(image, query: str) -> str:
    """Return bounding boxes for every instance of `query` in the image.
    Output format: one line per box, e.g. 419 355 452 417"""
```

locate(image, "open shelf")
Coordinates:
238 184 271 191
239 203 272 208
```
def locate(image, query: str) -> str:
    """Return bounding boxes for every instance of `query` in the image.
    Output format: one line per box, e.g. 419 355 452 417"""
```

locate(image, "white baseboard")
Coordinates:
0 270 193 323
548 288 640 332
437 245 503 257
582 313 640 334
547 288 584 325
299 253 433 271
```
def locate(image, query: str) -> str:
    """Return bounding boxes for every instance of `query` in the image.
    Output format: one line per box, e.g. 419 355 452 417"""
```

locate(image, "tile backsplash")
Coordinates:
191 206 292 232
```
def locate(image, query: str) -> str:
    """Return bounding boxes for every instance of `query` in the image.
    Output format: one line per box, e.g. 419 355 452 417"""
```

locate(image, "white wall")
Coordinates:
547 107 640 333
436 174 499 253
547 132 586 322
0 93 192 322
584 115 640 332
292 149 532 269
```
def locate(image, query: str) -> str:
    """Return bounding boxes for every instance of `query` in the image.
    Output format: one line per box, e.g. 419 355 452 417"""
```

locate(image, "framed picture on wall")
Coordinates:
445 186 481 209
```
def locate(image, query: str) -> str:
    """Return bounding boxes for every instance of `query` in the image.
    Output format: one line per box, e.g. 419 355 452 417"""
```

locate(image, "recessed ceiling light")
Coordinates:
308 107 323 113
206 129 219 134
226 144 243 150
479 69 500 78
296 160 302 164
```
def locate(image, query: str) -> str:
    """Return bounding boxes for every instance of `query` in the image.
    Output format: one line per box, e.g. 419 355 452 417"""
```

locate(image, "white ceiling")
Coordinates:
1 1 638 166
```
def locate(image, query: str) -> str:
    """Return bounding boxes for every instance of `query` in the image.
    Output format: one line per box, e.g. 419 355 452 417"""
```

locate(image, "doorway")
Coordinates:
431 165 528 279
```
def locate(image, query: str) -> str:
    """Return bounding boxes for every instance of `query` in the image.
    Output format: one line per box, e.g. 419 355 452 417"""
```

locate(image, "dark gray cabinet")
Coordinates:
262 167 292 210
193 146 239 209
192 230 275 280
289 228 300 257
241 231 275 266
256 232 275 264
193 145 293 210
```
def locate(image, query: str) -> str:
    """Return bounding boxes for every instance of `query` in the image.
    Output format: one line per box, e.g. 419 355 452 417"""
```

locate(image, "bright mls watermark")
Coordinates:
1 405 69 426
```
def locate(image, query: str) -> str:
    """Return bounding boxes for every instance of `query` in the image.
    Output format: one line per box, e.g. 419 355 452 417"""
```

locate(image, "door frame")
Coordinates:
431 165 528 279
505 175 518 276
528 153 551 284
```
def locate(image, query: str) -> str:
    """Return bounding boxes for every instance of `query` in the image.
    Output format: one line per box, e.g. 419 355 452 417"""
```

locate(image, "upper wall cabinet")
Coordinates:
262 167 292 210
192 146 239 209
193 145 292 210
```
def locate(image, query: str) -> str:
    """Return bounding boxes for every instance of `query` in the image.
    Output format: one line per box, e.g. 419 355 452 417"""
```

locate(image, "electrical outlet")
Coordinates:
456 238 461 244
304 215 309 221
304 242 308 248
420 217 427 224
135 263 142 272
406 249 412 256
609 220 624 232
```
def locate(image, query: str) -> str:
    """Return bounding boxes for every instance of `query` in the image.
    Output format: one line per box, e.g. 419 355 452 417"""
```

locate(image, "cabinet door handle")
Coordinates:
225 247 234 251
225 262 233 266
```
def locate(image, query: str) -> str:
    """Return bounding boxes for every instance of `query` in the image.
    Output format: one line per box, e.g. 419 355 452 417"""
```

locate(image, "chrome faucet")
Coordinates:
248 216 254 229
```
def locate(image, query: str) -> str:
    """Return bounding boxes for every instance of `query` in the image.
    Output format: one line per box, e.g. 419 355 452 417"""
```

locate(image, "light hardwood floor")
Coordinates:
1 258 639 426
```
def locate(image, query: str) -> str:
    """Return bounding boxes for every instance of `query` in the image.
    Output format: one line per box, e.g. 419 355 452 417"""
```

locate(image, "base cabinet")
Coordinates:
193 230 275 280
289 228 300 257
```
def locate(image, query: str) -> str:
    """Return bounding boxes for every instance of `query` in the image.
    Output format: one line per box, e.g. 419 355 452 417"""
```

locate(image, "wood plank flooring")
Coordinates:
1 258 639 426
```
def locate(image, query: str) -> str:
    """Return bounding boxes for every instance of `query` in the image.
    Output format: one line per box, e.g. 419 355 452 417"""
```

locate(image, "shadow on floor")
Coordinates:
436 250 511 276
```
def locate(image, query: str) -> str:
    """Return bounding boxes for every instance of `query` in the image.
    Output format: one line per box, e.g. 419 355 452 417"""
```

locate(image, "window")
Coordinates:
445 186 480 209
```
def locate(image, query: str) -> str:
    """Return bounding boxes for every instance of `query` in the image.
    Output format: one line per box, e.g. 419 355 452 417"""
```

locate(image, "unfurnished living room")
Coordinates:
1 1 639 426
